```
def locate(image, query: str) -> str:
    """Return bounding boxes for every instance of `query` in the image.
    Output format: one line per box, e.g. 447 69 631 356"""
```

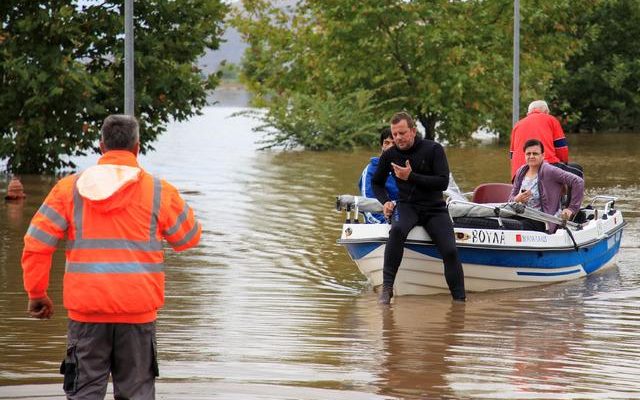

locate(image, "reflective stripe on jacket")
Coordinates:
22 150 201 323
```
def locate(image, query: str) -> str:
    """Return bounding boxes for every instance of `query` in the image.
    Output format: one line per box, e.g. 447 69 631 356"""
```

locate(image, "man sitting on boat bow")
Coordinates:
372 112 466 304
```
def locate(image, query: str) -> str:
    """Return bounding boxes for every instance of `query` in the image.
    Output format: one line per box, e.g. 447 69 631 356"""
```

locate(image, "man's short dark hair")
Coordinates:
523 138 544 153
101 114 139 151
390 111 415 129
379 127 392 146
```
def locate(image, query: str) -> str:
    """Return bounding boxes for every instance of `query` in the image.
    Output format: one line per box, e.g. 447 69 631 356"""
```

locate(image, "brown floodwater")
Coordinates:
1 107 639 399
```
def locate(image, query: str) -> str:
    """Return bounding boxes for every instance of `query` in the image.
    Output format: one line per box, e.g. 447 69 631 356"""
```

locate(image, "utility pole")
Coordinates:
124 0 134 116
512 0 520 128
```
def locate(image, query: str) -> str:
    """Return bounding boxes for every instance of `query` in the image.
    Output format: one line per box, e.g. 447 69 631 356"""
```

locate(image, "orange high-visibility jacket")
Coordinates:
22 150 201 323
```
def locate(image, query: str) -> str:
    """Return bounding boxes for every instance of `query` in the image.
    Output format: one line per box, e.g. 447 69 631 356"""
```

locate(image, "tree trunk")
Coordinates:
416 111 436 141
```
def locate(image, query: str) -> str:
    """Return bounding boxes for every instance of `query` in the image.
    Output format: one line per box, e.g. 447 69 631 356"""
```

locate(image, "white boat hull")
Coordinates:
339 210 625 296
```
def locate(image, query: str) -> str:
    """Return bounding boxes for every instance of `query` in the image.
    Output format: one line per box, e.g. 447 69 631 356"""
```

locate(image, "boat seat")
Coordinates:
472 183 513 204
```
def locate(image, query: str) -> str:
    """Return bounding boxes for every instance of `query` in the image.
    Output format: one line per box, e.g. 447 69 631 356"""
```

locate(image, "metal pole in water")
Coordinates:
124 0 134 116
512 0 520 128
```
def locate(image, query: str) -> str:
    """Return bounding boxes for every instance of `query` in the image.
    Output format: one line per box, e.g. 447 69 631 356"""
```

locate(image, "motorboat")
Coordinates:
336 184 626 296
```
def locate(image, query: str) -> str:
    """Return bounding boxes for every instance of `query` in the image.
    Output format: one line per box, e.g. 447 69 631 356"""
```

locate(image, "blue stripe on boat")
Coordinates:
582 236 622 273
345 243 383 260
406 244 579 268
343 230 622 273
517 269 582 277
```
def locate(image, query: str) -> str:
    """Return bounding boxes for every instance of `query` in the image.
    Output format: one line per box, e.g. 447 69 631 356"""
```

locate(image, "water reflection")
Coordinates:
349 263 638 399
0 108 639 399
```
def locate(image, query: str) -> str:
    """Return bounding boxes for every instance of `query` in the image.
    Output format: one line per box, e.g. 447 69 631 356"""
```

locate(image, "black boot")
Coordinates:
452 290 466 302
378 285 394 305
452 296 466 303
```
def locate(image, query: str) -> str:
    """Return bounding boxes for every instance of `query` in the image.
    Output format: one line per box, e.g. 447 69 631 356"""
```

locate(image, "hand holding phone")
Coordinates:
516 188 530 204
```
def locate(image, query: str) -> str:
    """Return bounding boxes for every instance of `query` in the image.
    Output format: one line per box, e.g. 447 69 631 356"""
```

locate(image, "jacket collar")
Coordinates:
398 136 423 154
98 150 140 168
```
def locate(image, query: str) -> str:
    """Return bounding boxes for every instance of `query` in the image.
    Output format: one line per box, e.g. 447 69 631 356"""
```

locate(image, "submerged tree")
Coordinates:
0 0 228 173
233 0 592 149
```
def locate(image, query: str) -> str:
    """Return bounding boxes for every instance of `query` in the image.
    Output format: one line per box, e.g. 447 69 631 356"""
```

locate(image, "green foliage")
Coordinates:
550 0 640 133
0 0 228 173
238 88 393 150
218 61 240 82
232 0 589 149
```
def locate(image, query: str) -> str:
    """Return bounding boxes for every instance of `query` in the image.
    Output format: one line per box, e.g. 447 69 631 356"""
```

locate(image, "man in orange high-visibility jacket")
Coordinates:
22 114 201 399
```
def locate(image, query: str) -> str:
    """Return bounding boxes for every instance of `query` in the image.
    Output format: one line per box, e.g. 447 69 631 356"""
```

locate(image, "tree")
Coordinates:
240 88 390 150
0 0 228 173
550 0 640 133
232 0 591 149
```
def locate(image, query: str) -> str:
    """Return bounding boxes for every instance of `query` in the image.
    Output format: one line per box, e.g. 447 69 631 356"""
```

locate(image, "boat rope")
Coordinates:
562 221 580 252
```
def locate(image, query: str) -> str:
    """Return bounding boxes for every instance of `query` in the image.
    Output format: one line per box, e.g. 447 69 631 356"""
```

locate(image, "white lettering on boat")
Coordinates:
471 230 505 244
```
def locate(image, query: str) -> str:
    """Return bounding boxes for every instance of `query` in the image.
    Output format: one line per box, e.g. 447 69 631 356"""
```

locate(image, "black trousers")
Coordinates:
551 162 584 209
552 162 583 178
384 202 466 299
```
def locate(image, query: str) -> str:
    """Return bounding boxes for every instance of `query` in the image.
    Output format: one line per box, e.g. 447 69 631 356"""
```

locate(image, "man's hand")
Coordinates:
28 296 54 319
383 201 396 218
560 208 573 221
391 160 412 181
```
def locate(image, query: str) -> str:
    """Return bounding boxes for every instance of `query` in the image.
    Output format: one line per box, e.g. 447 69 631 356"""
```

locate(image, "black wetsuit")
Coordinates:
372 137 465 299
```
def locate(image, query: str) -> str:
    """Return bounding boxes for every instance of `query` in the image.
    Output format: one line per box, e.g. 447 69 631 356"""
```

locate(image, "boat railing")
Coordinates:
588 195 617 215
336 195 383 223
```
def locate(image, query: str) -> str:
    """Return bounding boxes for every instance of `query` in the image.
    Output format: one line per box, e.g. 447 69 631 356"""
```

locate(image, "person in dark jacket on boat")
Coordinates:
509 139 585 233
358 127 399 223
372 112 466 304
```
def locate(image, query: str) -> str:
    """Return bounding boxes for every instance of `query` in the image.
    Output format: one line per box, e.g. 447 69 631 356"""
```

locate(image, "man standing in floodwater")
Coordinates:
372 112 465 304
21 114 201 399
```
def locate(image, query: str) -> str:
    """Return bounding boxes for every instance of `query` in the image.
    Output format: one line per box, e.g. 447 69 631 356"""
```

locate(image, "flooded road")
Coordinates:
1 107 639 399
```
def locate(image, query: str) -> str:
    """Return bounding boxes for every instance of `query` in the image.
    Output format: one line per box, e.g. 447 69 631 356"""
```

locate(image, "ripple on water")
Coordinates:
1 113 640 399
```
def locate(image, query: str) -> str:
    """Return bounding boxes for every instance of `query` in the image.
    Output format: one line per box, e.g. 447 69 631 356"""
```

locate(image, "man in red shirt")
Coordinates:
509 100 582 180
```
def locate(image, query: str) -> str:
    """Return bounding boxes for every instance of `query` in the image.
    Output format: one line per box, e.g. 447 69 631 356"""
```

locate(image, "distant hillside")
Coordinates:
198 0 297 74
198 25 246 74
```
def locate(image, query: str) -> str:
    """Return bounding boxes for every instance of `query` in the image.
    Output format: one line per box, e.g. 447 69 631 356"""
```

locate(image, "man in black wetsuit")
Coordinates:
372 112 466 304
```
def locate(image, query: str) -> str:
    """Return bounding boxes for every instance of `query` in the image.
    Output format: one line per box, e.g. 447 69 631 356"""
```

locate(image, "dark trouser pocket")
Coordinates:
60 345 78 394
151 335 159 377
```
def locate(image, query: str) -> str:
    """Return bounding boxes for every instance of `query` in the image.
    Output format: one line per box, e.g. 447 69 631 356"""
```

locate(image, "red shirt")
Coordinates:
509 110 569 179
